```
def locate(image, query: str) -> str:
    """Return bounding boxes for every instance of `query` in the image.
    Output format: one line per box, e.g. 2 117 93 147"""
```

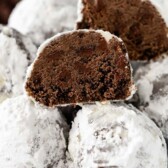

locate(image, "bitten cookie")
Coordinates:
77 0 168 60
0 26 36 103
25 30 135 107
68 103 167 168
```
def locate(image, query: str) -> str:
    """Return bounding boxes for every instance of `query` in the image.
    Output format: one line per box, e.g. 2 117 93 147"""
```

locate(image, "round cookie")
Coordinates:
134 53 168 139
8 0 78 46
68 103 167 168
25 30 135 107
0 0 20 24
77 0 168 60
0 95 68 168
0 26 37 103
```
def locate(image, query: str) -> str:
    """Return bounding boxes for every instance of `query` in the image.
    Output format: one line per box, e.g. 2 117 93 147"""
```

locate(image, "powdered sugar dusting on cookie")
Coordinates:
135 53 168 138
68 103 167 168
0 26 36 104
0 95 69 167
8 0 78 46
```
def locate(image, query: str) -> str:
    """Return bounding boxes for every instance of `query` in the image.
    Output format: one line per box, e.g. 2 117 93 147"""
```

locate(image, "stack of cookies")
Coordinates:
0 0 168 167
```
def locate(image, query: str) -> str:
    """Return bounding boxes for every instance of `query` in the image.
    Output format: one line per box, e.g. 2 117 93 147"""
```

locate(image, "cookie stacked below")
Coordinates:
0 95 68 168
68 103 167 168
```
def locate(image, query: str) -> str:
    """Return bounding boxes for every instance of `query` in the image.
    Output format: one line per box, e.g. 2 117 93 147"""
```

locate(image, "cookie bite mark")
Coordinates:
25 30 134 107
77 0 168 60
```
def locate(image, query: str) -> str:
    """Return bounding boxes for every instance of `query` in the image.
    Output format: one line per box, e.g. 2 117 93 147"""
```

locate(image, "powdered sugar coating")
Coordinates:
0 95 68 168
77 0 84 23
135 53 168 139
8 0 78 46
37 29 123 56
68 103 167 168
0 26 36 104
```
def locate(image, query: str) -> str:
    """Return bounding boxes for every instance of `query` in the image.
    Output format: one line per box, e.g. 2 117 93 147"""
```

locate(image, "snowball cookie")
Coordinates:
134 53 168 139
25 30 135 107
77 0 168 60
0 95 69 168
68 103 167 168
8 0 78 46
0 0 20 24
0 26 37 103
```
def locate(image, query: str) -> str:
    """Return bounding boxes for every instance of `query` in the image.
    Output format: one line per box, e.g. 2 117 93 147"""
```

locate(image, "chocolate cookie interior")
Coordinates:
77 0 168 60
25 30 133 106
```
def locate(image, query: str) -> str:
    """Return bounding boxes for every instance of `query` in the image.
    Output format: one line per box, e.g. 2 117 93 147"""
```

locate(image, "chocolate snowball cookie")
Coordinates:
68 103 167 168
8 0 78 46
0 95 69 168
0 26 37 103
134 53 168 139
0 0 20 24
25 30 135 107
77 0 168 60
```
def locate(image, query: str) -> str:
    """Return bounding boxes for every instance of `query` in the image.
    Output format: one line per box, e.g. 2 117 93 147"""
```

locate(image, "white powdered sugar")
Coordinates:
0 95 69 168
0 26 36 104
96 29 122 43
68 103 167 168
77 0 84 23
149 0 168 26
8 0 78 46
135 53 168 139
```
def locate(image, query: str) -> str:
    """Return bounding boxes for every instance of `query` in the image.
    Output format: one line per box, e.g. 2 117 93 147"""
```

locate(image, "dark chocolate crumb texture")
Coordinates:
25 30 135 107
77 0 168 60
